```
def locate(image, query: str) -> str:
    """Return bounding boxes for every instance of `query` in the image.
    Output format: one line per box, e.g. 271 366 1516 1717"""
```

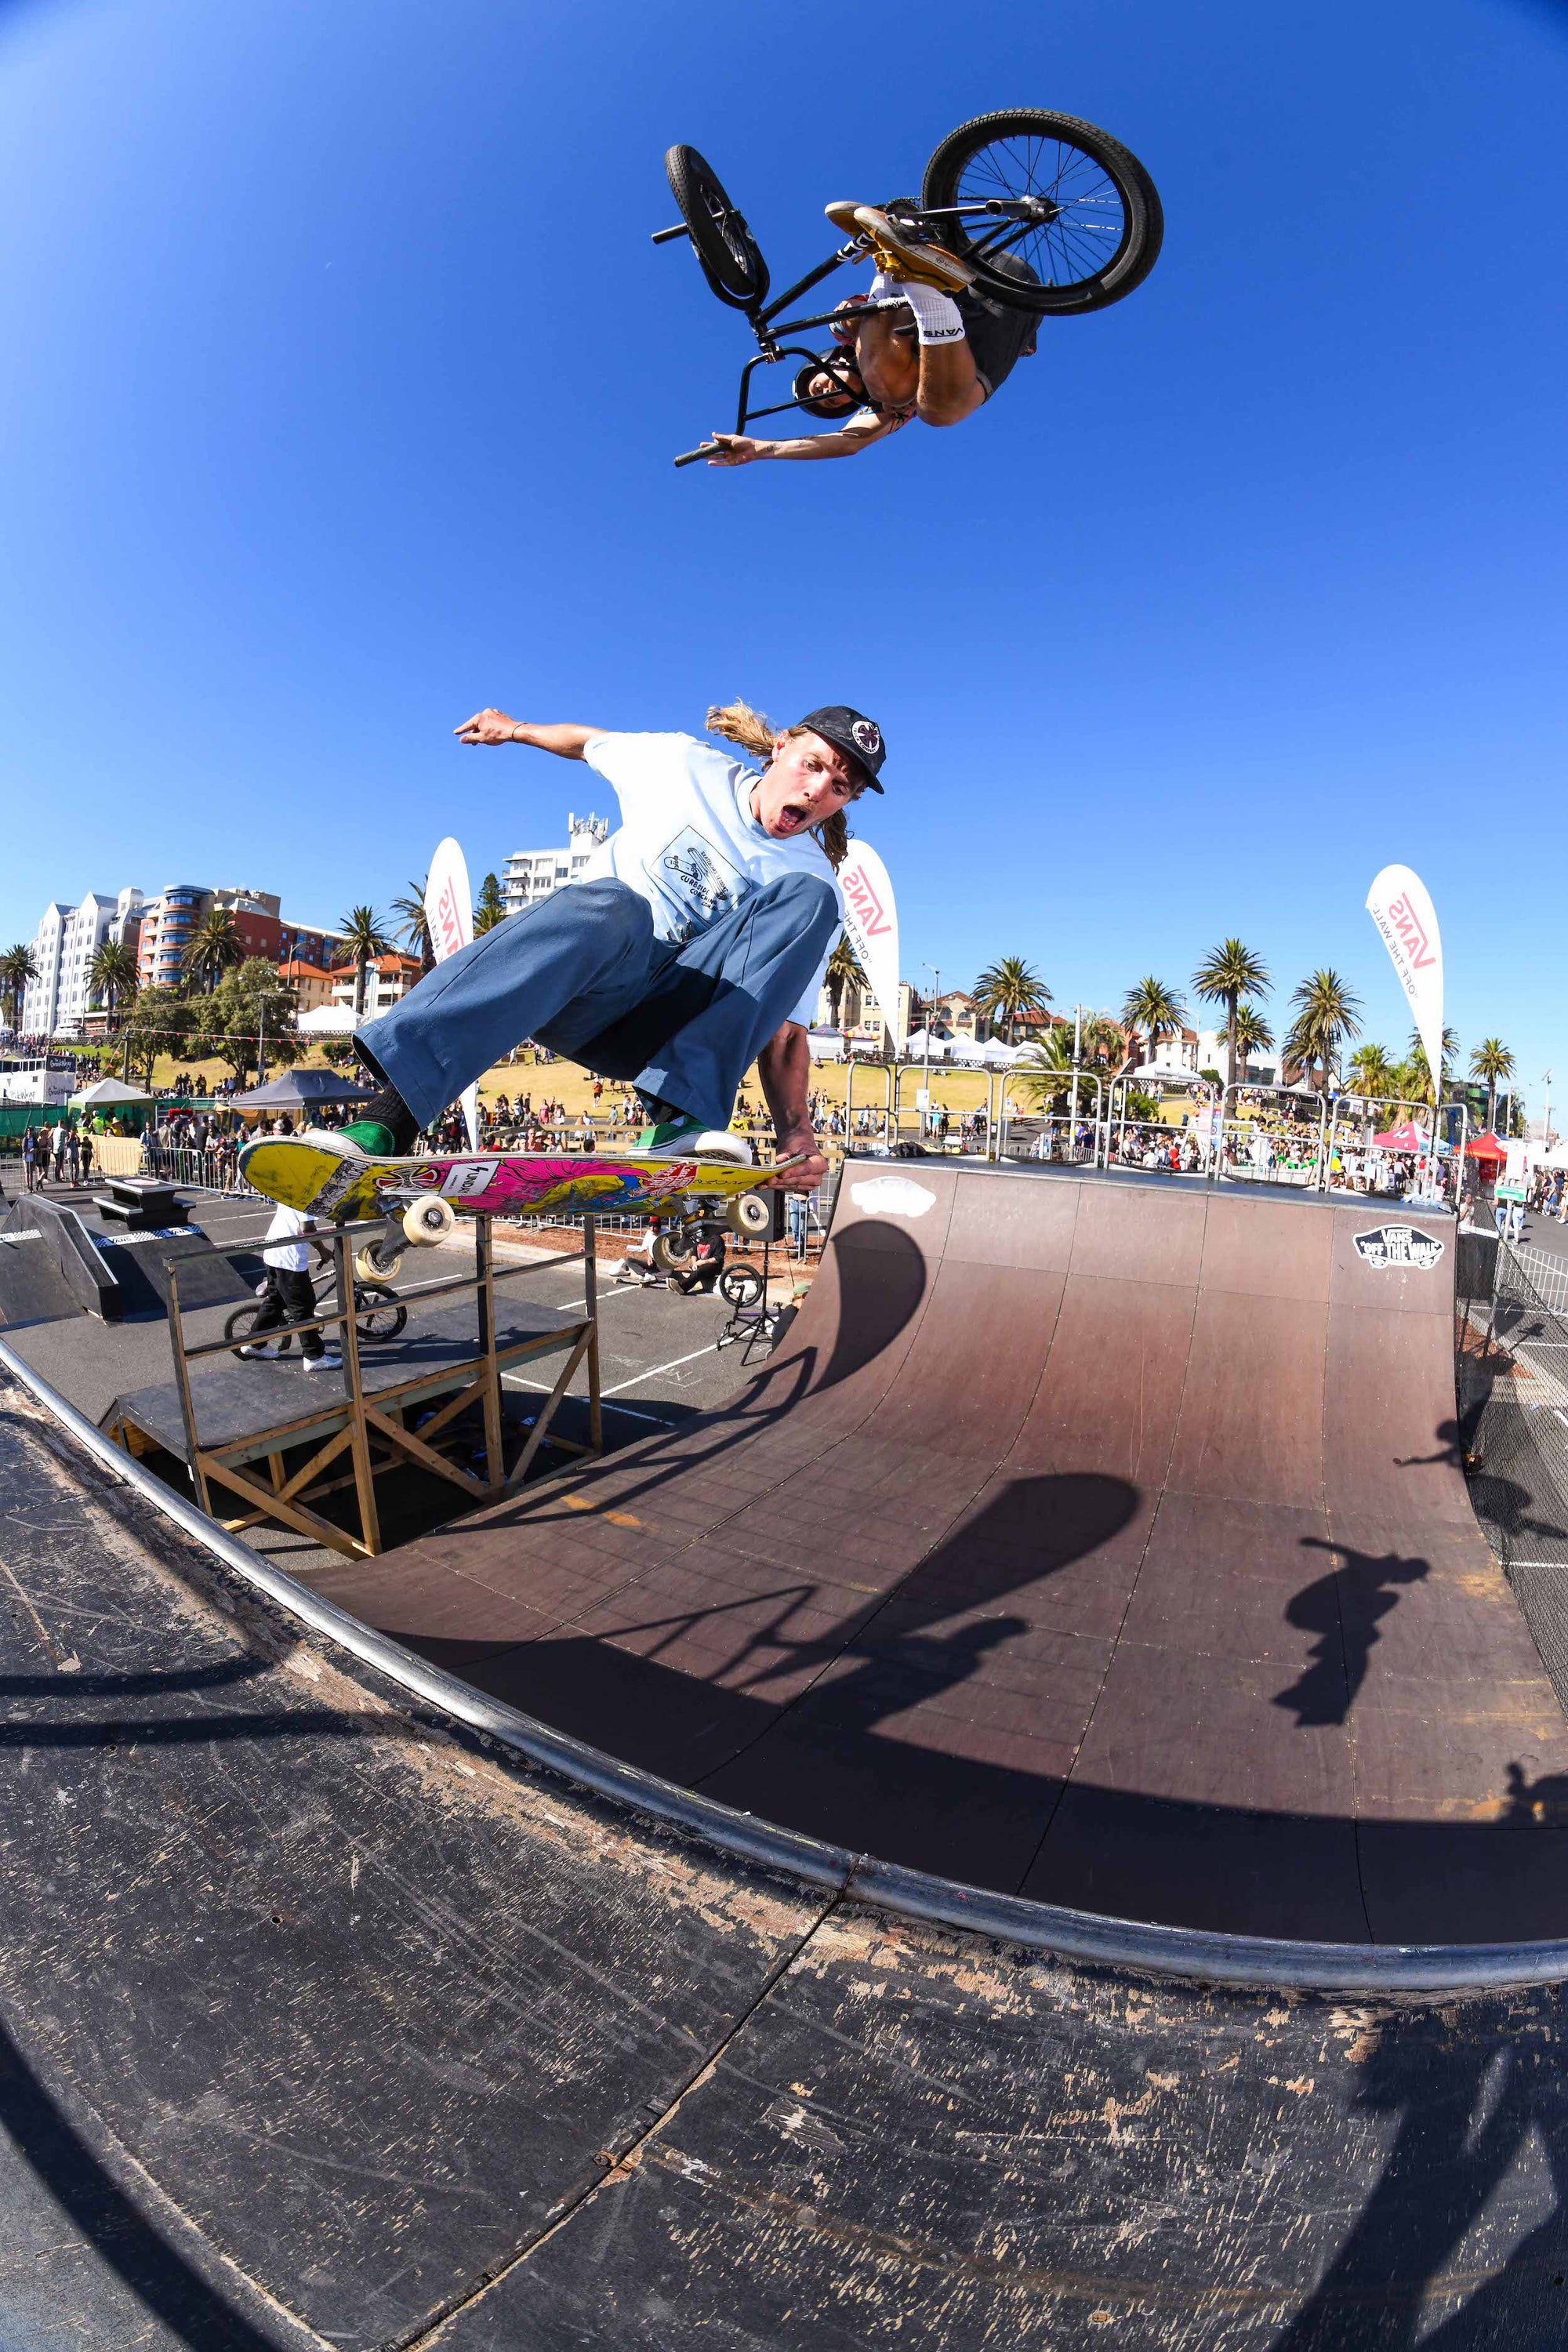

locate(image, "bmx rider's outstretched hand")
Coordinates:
703 434 761 466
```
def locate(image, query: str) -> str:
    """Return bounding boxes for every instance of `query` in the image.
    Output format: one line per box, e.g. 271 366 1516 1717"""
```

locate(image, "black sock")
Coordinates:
362 1085 420 1153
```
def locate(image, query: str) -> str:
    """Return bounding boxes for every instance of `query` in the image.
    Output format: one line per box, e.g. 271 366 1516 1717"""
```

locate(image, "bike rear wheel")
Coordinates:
664 144 769 310
920 109 1162 314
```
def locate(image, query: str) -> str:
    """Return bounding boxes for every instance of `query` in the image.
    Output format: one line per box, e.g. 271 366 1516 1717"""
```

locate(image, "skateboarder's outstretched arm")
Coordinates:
757 1022 826 1192
454 712 601 757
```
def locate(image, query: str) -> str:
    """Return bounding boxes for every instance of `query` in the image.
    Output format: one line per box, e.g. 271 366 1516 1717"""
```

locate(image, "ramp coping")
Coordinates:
5 1330 1563 1999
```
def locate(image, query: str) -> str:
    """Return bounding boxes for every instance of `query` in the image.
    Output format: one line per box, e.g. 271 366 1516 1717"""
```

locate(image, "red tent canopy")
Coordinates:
1465 1131 1507 1163
1373 1120 1426 1151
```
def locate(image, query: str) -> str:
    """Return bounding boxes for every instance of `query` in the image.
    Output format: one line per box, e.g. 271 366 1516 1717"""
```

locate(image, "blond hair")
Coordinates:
706 699 855 870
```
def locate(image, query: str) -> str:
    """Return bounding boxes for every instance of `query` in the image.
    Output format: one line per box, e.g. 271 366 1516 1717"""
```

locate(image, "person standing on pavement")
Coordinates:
237 1206 342 1371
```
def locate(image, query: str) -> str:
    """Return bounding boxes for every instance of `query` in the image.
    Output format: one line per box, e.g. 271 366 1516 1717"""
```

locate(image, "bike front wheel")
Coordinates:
353 1281 408 1344
920 110 1163 315
664 145 769 310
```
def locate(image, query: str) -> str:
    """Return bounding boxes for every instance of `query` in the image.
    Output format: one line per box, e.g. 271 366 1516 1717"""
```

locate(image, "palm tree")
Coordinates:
1120 976 1189 1071
1398 1023 1461 1108
338 904 390 1019
824 936 867 1042
1283 969 1362 1094
973 955 1052 1045
1469 1037 1515 1133
88 938 139 1029
1192 938 1271 1087
1013 1026 1076 1112
0 943 38 1033
390 877 435 974
1346 1042 1397 1102
1232 1003 1275 1080
473 873 506 936
182 906 242 994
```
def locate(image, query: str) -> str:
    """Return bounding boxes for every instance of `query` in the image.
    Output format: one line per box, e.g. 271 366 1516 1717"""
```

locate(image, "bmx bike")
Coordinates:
655 107 1163 466
225 1268 408 1358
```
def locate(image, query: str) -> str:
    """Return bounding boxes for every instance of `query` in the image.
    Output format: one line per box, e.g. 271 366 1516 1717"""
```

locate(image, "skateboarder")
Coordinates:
315 700 885 1193
702 207 1038 467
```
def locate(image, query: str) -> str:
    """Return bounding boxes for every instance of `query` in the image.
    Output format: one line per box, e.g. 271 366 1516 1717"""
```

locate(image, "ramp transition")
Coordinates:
312 1158 1568 1944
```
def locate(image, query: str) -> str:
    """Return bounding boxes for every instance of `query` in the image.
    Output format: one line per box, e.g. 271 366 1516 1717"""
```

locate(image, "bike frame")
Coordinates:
662 200 1044 466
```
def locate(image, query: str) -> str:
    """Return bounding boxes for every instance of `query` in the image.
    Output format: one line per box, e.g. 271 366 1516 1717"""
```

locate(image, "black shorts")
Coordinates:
955 251 1040 397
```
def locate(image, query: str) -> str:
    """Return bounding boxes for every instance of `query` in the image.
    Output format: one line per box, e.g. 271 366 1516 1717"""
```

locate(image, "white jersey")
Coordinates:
579 732 843 1027
262 1203 313 1272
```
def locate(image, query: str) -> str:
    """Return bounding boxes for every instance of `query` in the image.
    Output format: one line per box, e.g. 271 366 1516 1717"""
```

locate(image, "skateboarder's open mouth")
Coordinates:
774 800 809 835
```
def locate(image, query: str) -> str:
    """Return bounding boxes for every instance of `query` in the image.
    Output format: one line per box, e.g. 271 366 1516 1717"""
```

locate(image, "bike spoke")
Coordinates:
951 132 1128 288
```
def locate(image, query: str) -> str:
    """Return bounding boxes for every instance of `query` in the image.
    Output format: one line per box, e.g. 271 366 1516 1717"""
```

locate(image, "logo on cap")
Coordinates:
851 720 881 757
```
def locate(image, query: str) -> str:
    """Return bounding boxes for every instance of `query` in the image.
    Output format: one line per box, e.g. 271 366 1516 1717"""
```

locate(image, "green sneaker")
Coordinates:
336 1119 401 1156
636 1113 750 1167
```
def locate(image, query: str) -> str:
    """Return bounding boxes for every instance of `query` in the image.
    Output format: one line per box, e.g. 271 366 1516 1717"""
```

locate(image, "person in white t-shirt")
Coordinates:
314 700 887 1194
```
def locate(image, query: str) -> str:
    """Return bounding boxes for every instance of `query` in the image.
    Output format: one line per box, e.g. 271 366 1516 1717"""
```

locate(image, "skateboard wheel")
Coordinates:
728 1190 771 1236
650 1228 698 1272
402 1196 457 1247
355 1242 404 1283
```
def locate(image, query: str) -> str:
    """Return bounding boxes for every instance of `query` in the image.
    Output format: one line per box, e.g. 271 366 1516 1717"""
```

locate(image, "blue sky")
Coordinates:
2 0 1565 1099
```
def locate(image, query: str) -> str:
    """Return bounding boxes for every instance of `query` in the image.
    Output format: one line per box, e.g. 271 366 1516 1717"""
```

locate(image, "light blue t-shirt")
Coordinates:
579 732 843 1026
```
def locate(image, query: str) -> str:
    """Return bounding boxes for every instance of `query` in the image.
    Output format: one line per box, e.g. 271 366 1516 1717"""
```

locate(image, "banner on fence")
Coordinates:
837 841 900 1051
425 837 479 1150
1366 864 1444 1099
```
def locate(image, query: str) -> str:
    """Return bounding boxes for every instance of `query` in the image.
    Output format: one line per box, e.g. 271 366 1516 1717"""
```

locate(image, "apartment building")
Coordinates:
502 814 611 914
20 887 145 1036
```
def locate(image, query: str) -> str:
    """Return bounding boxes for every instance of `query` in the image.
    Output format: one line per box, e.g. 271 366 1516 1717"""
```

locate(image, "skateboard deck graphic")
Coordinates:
238 1137 771 1225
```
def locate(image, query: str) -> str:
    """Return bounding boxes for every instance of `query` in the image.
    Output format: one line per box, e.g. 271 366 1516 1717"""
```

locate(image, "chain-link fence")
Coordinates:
1457 1234 1568 1573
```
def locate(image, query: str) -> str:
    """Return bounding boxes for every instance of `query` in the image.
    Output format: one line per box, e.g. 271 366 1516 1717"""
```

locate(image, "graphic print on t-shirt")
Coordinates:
656 825 750 938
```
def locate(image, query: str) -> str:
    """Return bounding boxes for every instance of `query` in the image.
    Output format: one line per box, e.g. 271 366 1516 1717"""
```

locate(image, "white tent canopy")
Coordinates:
901 1030 949 1061
1122 1058 1208 1086
68 1076 153 1106
296 1005 358 1036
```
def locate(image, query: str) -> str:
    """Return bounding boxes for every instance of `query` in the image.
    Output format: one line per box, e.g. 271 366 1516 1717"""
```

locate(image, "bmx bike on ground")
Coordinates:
655 108 1163 465
225 1267 408 1359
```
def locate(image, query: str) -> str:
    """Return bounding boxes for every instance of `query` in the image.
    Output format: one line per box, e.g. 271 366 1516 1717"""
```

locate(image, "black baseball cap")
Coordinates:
795 705 886 792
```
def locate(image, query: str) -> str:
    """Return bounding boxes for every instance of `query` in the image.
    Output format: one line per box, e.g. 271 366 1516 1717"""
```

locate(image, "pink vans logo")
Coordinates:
842 865 891 939
1387 894 1436 972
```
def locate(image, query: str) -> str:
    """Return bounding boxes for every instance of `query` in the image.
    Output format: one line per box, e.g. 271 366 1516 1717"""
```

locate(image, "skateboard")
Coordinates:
238 1136 780 1277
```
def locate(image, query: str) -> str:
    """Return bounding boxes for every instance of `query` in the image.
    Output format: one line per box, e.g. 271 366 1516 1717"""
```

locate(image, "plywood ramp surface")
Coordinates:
320 1161 1568 1942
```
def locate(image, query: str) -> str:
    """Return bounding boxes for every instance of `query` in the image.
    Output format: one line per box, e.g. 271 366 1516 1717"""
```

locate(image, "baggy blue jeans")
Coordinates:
355 874 840 1133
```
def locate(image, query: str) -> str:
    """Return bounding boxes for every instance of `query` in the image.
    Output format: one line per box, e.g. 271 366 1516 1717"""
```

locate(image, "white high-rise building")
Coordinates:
20 887 145 1037
503 813 611 916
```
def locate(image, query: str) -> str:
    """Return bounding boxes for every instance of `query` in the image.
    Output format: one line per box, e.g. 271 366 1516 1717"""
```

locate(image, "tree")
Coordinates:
1396 1024 1461 1108
1469 1036 1515 1134
187 959 301 1087
1346 1042 1397 1102
1192 938 1271 1087
182 906 243 994
1013 1026 1076 1112
1283 969 1363 1094
119 986 196 1087
88 938 139 1029
1232 1004 1275 1079
391 877 435 974
473 873 506 935
0 942 38 1033
1120 976 1189 1071
825 936 867 1043
973 956 1051 1044
338 905 390 1020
